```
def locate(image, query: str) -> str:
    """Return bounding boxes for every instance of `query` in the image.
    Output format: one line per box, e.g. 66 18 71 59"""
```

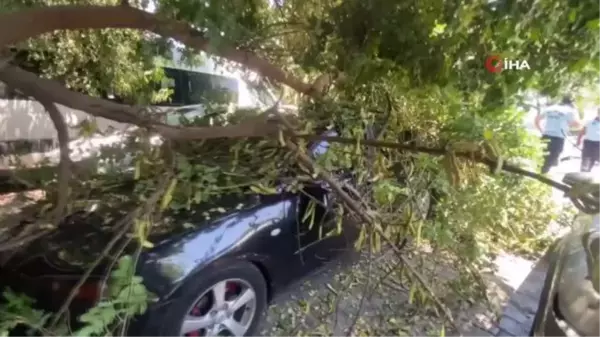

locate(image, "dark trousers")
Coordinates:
581 140 600 172
541 135 565 174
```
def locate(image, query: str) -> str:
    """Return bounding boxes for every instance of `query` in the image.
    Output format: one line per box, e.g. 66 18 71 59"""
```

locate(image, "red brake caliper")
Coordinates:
226 282 237 294
186 282 240 336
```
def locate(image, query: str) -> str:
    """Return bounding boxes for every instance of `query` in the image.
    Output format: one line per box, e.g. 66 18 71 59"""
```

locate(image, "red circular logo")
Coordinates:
485 55 503 73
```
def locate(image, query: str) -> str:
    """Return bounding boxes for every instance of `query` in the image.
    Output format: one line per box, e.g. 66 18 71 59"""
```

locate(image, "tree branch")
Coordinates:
293 134 575 193
0 5 313 95
274 115 462 333
0 65 281 141
0 132 577 199
37 97 71 222
0 95 72 251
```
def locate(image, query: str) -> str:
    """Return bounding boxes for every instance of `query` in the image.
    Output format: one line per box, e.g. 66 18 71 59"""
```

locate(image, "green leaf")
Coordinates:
430 20 447 37
483 129 493 140
134 159 141 180
74 325 99 337
335 212 343 235
354 225 366 251
249 184 278 195
586 19 600 31
100 306 117 324
568 9 577 23
141 239 154 248
408 284 416 304
373 231 381 252
160 178 178 211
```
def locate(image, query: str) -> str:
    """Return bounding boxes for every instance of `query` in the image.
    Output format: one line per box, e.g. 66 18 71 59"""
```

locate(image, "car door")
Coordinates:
296 129 353 267
297 182 336 264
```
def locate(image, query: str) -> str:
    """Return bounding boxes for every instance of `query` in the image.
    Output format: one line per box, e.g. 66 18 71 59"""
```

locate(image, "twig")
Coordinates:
293 134 578 194
0 224 49 252
373 90 394 140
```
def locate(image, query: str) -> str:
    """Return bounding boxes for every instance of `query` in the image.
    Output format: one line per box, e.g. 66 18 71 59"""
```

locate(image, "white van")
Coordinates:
152 49 276 124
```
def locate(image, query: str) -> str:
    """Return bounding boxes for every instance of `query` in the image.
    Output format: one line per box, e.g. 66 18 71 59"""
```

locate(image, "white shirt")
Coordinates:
584 118 600 142
540 104 577 138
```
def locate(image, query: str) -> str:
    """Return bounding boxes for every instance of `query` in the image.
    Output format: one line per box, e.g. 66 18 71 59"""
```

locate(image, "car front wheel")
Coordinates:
141 261 268 336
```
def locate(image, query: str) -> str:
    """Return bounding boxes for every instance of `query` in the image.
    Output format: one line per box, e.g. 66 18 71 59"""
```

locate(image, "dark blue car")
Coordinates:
0 130 369 337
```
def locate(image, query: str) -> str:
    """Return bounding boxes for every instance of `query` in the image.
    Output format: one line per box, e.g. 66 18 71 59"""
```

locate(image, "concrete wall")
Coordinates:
0 98 132 142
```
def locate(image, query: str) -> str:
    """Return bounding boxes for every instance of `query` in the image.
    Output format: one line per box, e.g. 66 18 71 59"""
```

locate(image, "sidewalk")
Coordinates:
465 255 548 337
494 157 598 336
260 247 540 337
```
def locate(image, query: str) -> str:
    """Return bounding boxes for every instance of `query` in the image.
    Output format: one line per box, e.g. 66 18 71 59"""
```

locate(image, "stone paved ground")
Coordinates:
493 254 548 336
260 247 521 337
260 247 552 336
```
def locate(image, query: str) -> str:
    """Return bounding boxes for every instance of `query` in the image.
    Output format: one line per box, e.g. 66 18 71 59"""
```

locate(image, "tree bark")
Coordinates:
36 97 71 221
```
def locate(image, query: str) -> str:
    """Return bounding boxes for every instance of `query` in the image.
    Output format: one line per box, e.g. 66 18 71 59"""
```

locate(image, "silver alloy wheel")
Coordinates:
180 278 257 336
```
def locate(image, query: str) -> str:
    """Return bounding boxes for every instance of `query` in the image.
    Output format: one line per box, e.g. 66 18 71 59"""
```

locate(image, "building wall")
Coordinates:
0 98 131 143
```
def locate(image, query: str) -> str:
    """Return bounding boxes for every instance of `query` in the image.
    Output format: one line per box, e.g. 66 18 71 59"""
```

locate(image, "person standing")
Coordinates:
577 108 600 172
535 96 582 174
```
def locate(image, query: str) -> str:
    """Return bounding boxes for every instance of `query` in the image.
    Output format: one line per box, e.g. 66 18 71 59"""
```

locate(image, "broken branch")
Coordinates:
0 65 281 141
36 97 71 222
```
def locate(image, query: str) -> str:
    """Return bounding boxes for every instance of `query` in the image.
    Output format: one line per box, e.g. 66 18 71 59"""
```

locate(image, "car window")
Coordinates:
186 71 239 105
153 67 240 107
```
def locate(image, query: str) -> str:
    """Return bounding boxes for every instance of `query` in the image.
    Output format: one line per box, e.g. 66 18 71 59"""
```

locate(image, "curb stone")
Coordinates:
494 256 547 336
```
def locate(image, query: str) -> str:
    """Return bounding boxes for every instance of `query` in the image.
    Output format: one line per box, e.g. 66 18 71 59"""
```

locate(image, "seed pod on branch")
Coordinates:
441 153 461 187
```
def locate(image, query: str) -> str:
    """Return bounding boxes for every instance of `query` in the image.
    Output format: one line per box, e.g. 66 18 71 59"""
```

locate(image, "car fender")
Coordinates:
556 216 600 336
137 197 295 300
554 214 600 336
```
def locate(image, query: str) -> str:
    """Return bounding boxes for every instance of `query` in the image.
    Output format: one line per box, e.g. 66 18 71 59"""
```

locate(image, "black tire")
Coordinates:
138 260 268 336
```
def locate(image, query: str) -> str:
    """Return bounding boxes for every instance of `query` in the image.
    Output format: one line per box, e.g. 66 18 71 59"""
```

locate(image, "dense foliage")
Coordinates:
0 0 598 335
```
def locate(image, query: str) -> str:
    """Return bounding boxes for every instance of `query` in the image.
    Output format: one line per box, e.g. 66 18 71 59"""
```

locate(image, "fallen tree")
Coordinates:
0 0 598 335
